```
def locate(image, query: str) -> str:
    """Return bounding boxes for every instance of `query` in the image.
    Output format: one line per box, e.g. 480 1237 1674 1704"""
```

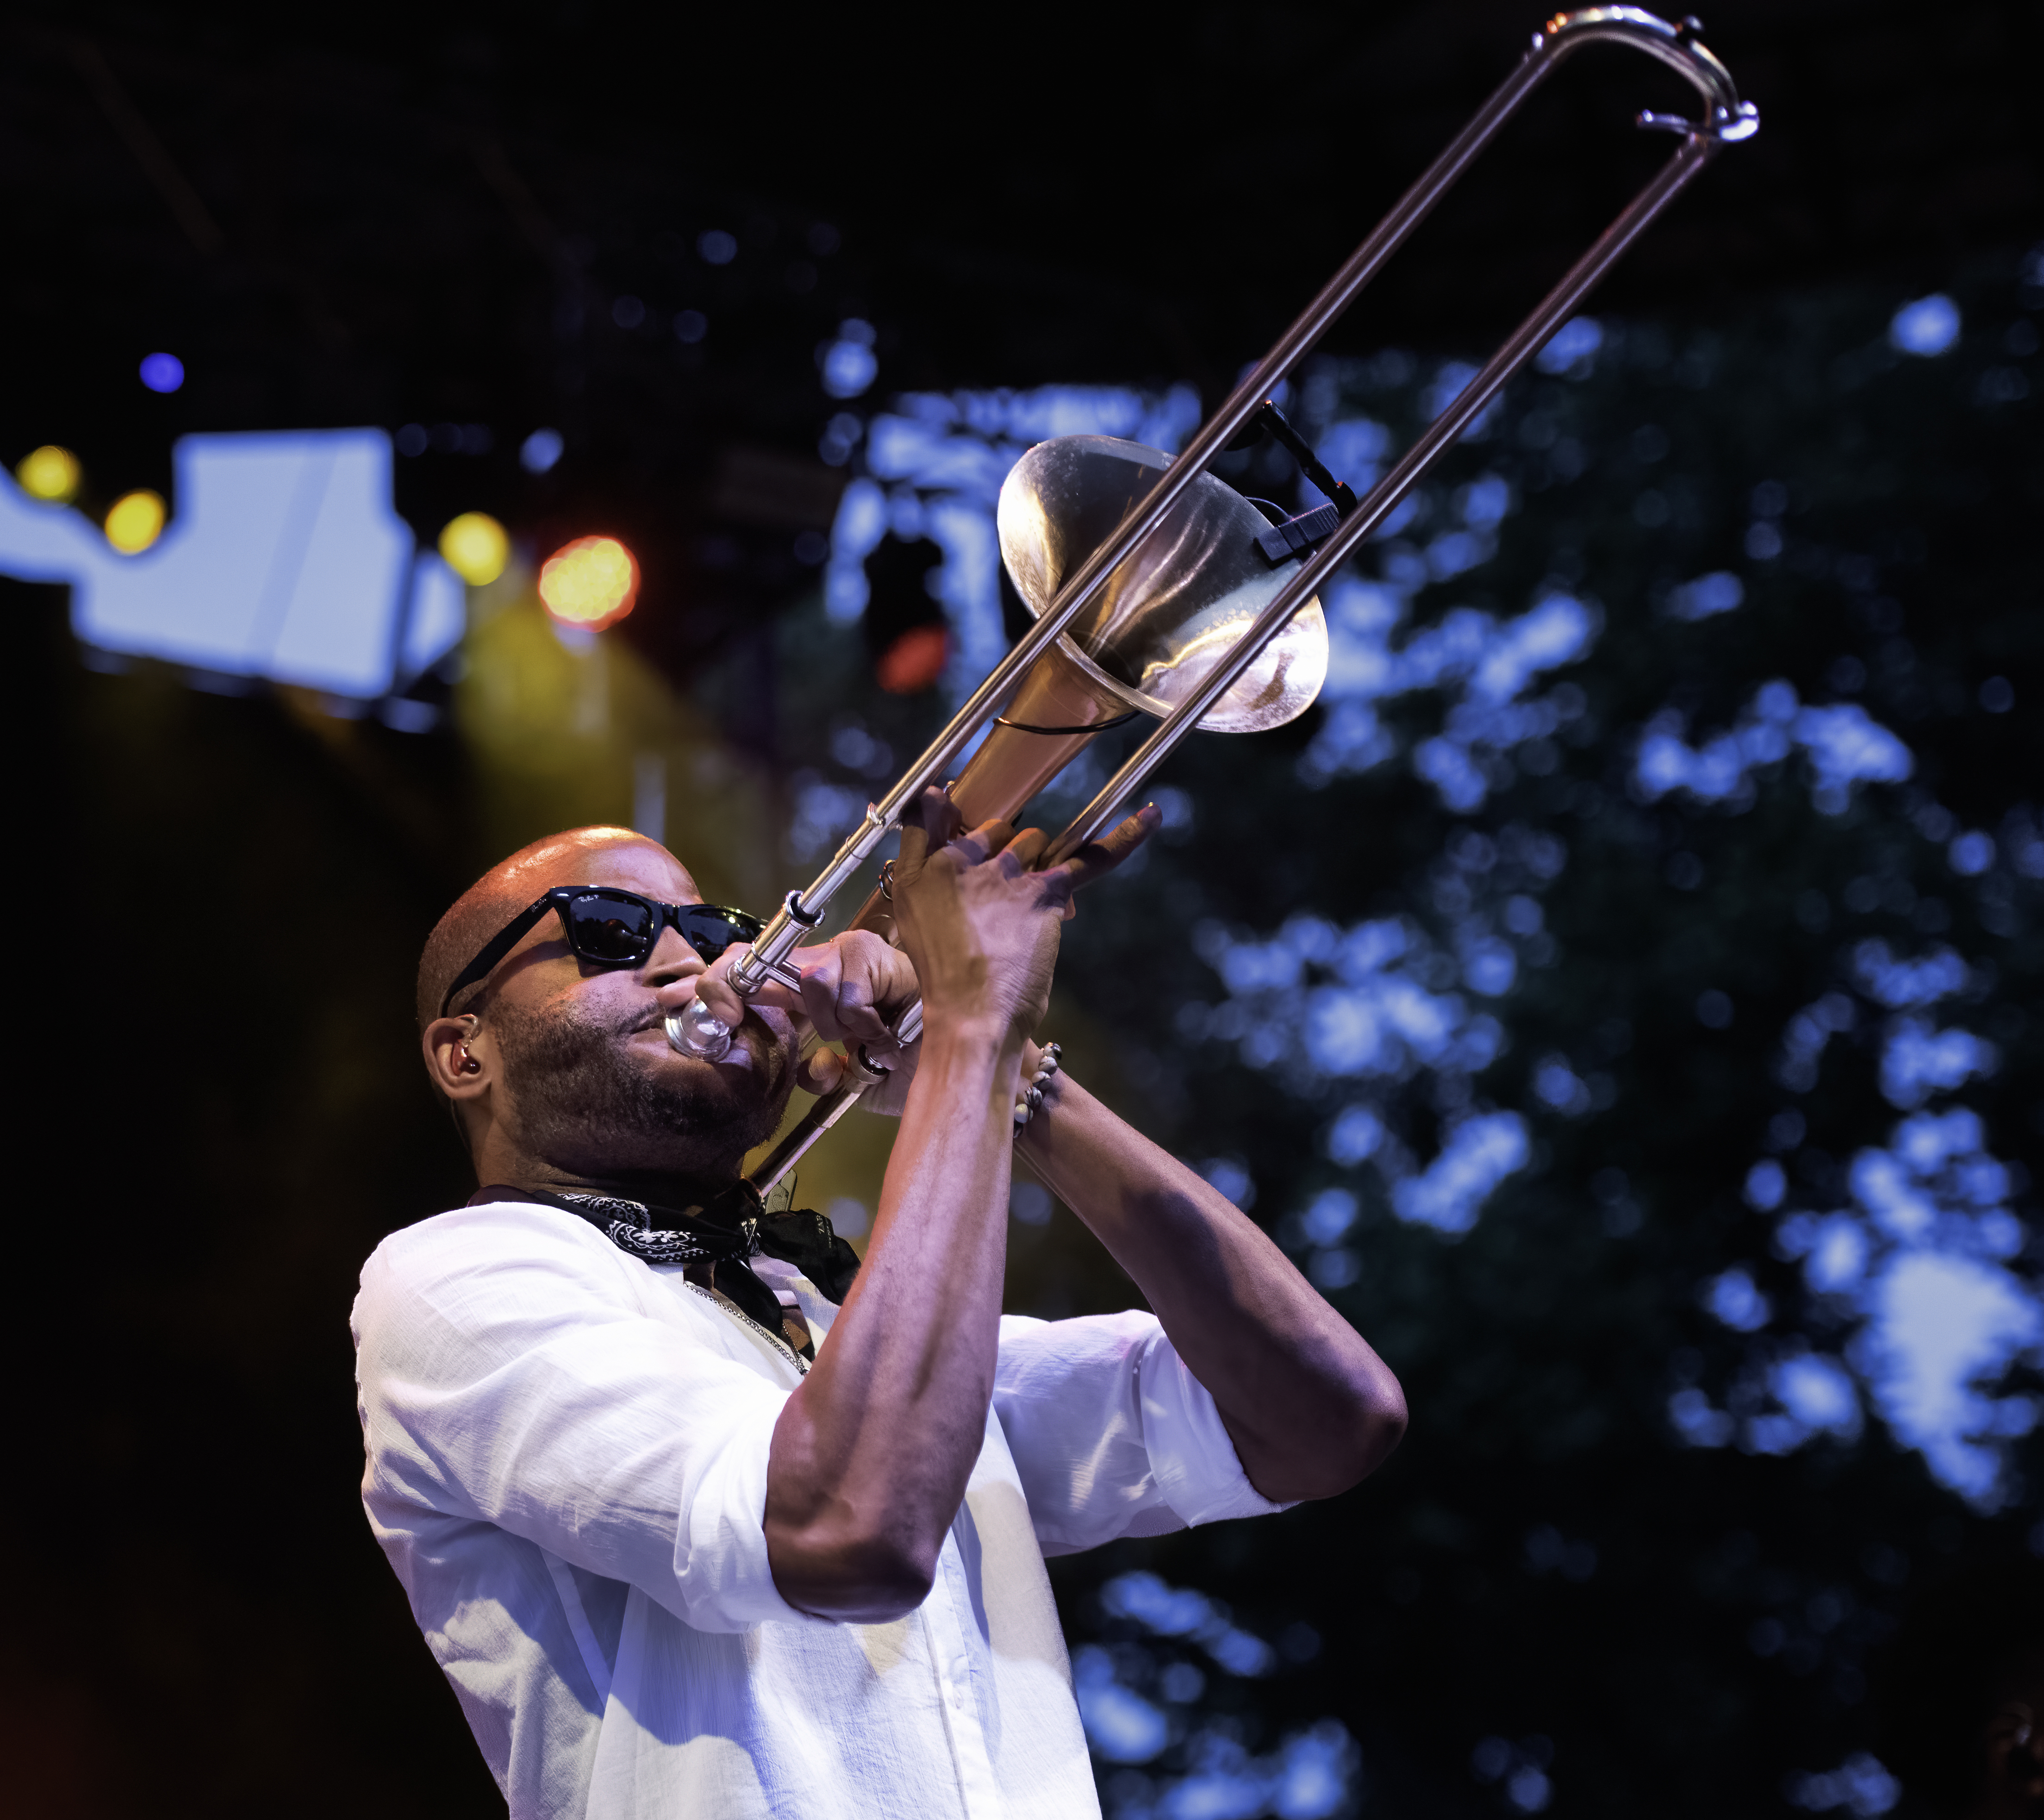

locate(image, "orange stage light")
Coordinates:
539 535 638 630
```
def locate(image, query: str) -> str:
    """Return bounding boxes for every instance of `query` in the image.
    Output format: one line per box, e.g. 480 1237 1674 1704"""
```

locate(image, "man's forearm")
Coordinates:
763 1019 1024 1620
1017 1073 1405 1503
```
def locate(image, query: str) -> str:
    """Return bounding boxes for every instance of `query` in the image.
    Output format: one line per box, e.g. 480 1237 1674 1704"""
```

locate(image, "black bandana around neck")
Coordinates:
468 1178 861 1360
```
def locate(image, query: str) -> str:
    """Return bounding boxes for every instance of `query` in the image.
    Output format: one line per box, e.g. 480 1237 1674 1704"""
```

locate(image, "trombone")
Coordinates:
674 6 1758 1194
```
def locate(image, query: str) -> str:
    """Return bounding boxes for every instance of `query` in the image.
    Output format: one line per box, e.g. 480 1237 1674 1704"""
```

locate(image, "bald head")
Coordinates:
416 826 702 1032
414 827 794 1192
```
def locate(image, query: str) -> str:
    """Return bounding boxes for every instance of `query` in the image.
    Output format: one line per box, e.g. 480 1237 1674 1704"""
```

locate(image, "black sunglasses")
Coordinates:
440 887 764 1019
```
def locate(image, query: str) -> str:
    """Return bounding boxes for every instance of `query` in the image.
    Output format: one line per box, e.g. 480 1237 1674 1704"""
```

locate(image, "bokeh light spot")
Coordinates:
539 535 637 630
17 445 81 503
875 623 947 693
1889 294 1960 357
520 427 564 474
438 511 509 586
104 489 166 553
821 319 879 399
139 352 185 393
1535 316 1603 375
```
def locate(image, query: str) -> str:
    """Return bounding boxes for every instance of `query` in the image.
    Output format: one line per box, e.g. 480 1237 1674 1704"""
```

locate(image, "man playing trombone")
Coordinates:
352 792 1405 1818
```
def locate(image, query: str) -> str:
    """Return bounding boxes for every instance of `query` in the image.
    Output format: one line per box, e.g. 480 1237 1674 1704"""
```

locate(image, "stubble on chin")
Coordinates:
491 995 791 1176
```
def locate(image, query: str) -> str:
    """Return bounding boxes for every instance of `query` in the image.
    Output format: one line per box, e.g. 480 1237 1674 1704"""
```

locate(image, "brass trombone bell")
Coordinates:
997 436 1327 736
842 435 1328 918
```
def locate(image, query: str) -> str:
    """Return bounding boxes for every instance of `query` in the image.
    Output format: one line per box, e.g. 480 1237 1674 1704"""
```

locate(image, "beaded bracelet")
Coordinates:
1013 1043 1063 1130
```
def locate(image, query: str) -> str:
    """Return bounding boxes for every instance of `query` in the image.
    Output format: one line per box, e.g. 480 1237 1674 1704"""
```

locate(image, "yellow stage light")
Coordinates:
439 511 509 586
105 489 167 554
539 535 638 630
18 445 81 504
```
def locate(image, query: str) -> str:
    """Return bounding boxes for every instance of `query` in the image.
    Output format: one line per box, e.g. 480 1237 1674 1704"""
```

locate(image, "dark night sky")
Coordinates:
3 1 2033 700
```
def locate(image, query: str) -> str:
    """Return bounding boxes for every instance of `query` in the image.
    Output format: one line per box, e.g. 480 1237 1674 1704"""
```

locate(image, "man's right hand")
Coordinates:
889 788 1156 1042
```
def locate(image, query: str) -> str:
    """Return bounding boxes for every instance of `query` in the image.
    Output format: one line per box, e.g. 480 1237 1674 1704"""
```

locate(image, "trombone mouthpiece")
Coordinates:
666 998 735 1061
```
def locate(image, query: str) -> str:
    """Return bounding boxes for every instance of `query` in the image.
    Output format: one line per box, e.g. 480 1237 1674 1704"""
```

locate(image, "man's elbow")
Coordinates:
1259 1369 1407 1503
1348 1374 1408 1484
766 1520 938 1625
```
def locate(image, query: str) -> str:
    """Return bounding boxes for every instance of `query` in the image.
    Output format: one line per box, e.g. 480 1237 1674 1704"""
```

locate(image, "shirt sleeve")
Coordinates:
991 1311 1293 1556
352 1203 812 1634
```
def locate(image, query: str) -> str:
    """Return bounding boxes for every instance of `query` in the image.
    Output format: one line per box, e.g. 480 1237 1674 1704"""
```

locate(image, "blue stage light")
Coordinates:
0 426 464 700
139 352 186 393
521 428 564 474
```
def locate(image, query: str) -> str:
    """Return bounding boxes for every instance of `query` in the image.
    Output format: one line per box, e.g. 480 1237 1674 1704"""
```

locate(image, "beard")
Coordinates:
489 993 792 1182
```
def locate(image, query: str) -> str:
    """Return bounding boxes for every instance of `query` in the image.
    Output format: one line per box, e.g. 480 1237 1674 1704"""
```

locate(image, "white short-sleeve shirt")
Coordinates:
351 1201 1285 1820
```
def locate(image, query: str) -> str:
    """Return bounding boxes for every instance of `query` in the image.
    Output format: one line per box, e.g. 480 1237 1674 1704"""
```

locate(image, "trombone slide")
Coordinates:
701 8 1757 1195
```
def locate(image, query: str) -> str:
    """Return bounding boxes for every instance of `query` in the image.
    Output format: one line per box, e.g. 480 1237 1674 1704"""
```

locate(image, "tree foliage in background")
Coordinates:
766 249 2041 1818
